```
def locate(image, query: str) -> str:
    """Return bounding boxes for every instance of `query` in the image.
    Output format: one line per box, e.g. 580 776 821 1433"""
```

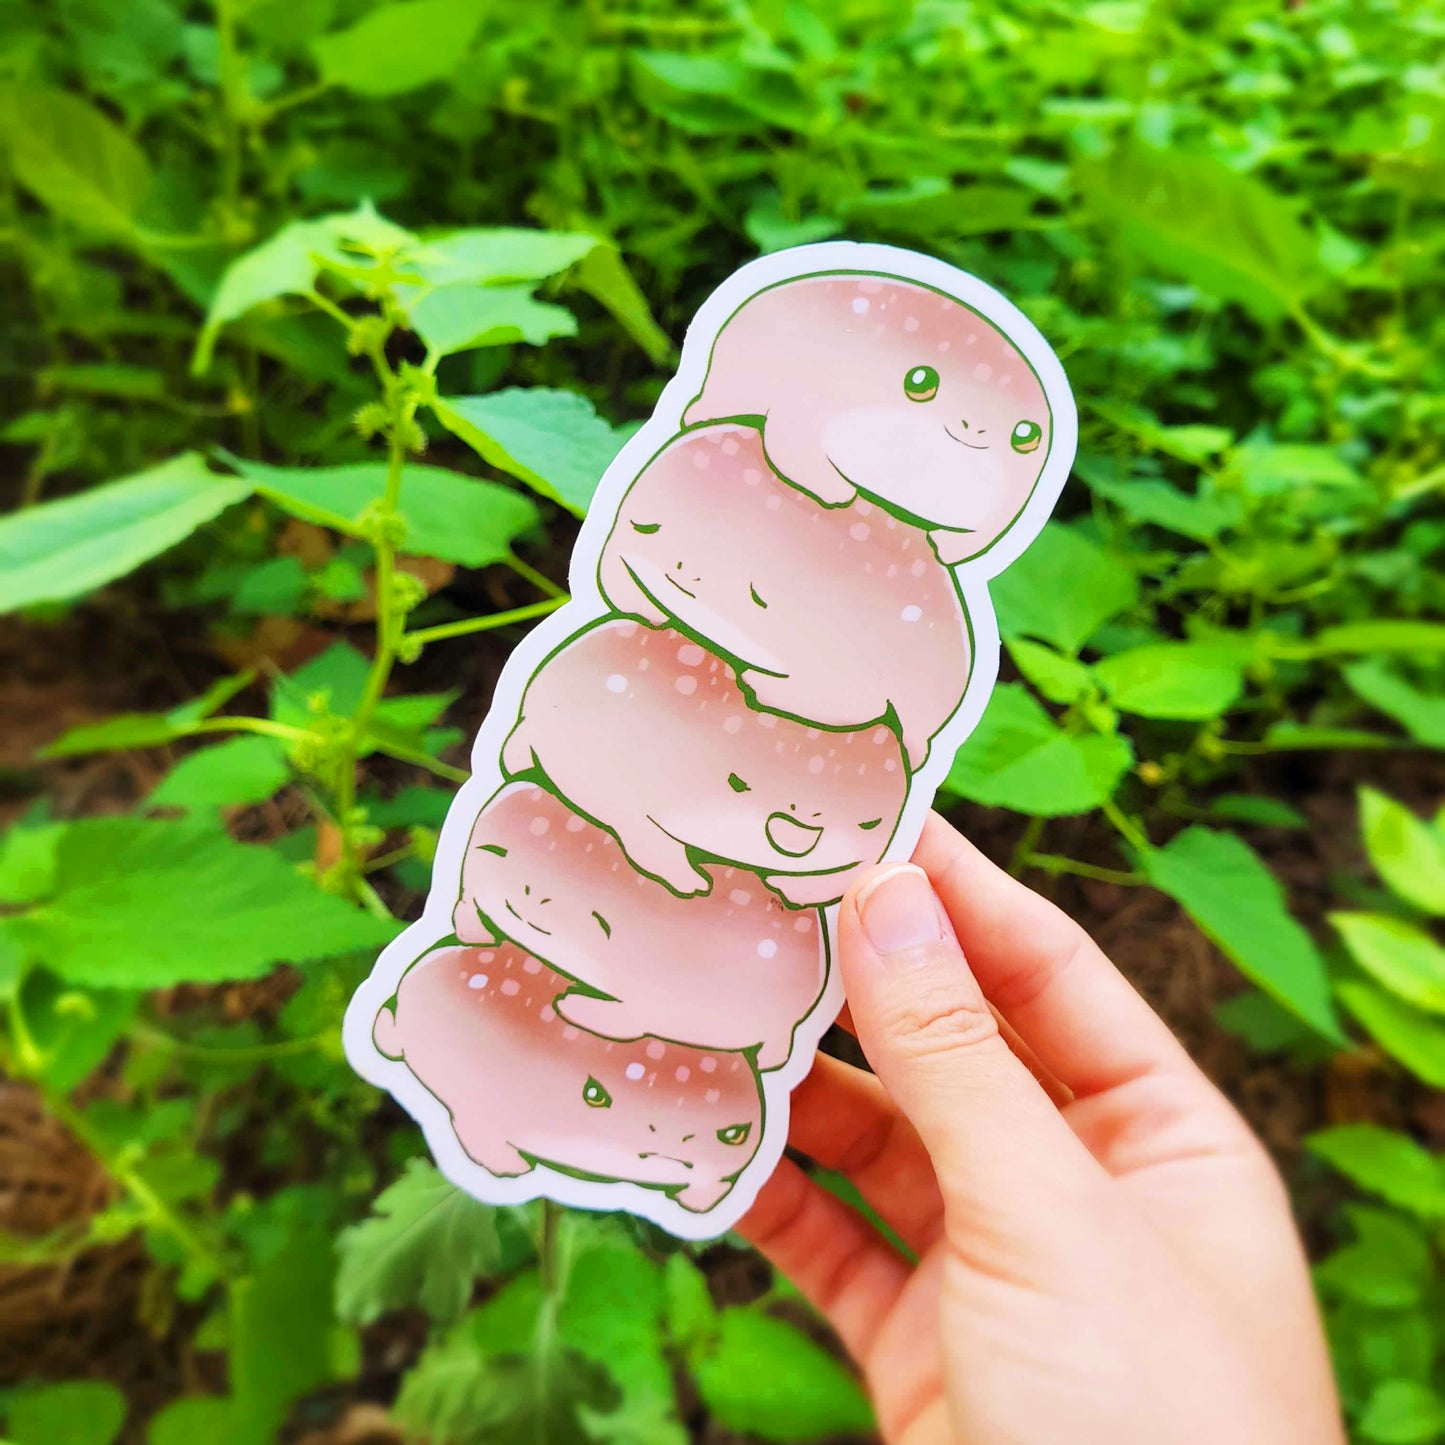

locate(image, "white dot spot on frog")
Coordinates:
966 332 977 346
884 757 898 772
561 1025 580 1041
692 450 709 469
617 620 638 638
938 339 951 353
901 604 923 623
765 494 782 511
606 673 627 694
743 468 762 485
565 815 585 833
678 642 705 666
851 296 869 315
529 816 549 836
911 558 927 576
873 727 891 744
999 373 1013 387
722 715 742 734
721 435 740 455
794 915 814 932
675 1065 690 1083
904 316 919 332
700 1056 717 1074
849 521 870 542
625 1061 646 1081
645 1040 666 1061
705 1089 720 1104
500 978 520 996
478 949 495 962
523 956 542 974
467 974 489 989
539 1004 556 1023
730 887 751 906
675 675 697 696
808 755 825 775
974 362 993 382
638 658 650 671
757 938 778 959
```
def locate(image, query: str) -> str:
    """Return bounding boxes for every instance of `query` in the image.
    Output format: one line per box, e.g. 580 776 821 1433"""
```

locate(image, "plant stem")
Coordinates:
538 1199 560 1296
213 0 246 228
403 596 568 650
1023 853 1145 887
1101 797 1150 853
505 554 567 600
1008 817 1046 877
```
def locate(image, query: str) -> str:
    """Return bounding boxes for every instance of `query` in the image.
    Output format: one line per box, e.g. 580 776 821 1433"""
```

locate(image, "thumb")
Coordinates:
839 862 1101 1241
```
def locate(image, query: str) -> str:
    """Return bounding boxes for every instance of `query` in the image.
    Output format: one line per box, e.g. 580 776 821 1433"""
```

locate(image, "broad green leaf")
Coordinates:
744 195 844 254
1005 638 1096 705
0 824 64 906
662 1255 716 1354
1095 643 1245 720
1333 913 1445 1013
943 684 1133 816
1339 982 1445 1088
631 50 810 135
433 389 628 517
230 456 540 568
1140 827 1341 1040
335 1159 502 1325
1359 1380 1445 1445
1315 1206 1431 1310
1080 142 1326 321
1307 1126 1445 1218
42 713 194 759
20 969 138 1092
0 84 151 236
1206 795 1308 829
569 244 674 365
991 523 1139 654
1311 622 1445 657
843 177 1039 237
271 641 371 726
1343 661 1445 748
1213 990 1324 1055
148 737 291 812
1078 465 1241 542
7 817 397 988
312 0 487 96
559 1243 684 1445
1 1380 126 1445
404 229 599 289
0 453 248 613
1233 442 1364 495
145 1397 236 1445
1360 790 1445 916
232 555 311 616
409 283 577 357
692 1310 873 1443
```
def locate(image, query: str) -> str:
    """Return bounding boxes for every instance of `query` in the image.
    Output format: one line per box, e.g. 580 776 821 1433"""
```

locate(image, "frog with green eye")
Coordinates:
683 272 1055 567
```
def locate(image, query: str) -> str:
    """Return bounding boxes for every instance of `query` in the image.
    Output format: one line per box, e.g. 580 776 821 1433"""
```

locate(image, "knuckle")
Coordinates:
885 980 999 1061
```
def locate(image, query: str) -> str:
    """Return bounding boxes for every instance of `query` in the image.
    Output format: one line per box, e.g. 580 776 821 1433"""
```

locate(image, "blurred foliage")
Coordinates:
0 0 1443 1440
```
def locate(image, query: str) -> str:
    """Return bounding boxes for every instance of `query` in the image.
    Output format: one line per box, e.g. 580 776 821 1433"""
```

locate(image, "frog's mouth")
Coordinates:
765 812 823 858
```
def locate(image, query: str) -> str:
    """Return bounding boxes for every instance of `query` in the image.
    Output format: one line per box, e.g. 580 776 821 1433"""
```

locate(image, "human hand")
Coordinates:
741 812 1344 1445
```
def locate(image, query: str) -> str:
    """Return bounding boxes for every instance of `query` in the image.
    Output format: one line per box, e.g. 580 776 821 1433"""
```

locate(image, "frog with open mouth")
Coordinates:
500 617 908 907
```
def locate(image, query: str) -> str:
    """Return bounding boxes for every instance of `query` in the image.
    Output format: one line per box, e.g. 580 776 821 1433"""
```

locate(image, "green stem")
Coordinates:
1023 853 1145 887
538 1199 560 1297
214 0 246 226
134 1025 328 1064
1101 797 1150 853
505 554 567 600
1008 817 1045 878
191 716 309 742
404 596 568 650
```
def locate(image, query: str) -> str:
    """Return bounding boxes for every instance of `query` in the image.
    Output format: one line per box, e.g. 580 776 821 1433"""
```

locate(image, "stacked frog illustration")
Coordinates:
345 244 1075 1237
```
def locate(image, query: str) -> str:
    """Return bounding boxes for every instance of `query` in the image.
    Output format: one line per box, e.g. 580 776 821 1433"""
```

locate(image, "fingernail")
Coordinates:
858 864 943 955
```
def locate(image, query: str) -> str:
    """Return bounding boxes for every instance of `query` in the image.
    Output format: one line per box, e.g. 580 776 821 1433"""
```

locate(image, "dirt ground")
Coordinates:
3 560 1440 1439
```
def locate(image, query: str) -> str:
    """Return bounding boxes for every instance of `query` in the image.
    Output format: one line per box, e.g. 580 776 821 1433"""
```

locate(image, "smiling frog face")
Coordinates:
683 274 1051 563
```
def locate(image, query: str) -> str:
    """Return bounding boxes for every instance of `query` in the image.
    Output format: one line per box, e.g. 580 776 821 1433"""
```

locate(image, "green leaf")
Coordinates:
1233 442 1364 495
1 1381 127 1445
145 1397 236 1445
21 970 139 1092
1360 790 1445 916
0 453 248 613
1095 643 1246 720
692 1310 873 1443
1311 622 1445 657
943 684 1133 816
1333 914 1445 1013
559 1242 684 1445
311 0 487 96
1213 990 1324 1054
1078 458 1241 542
408 283 577 357
1206 795 1309 829
405 229 599 288
335 1159 502 1325
7 817 397 989
1005 638 1096 705
0 84 151 236
230 456 540 568
1307 1126 1445 1218
432 389 628 517
1338 982 1445 1089
1140 827 1341 1040
1316 1206 1432 1310
42 713 193 759
569 244 674 365
991 523 1139 653
232 555 311 616
271 641 370 726
1344 661 1445 748
1080 141 1326 321
148 737 291 812
1359 1380 1445 1445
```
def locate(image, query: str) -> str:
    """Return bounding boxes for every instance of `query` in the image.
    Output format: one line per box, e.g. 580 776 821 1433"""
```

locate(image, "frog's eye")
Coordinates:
1010 419 1043 454
903 365 939 403
582 1076 612 1109
716 1122 751 1147
858 817 882 831
727 773 751 794
630 520 660 534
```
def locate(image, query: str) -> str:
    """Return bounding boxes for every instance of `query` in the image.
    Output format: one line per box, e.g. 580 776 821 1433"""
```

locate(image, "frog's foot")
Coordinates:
501 716 537 777
554 994 644 1041
739 667 807 720
928 528 979 567
764 870 850 909
600 551 670 627
455 1128 530 1178
674 1177 732 1214
622 820 712 897
372 1006 402 1060
452 901 501 947
755 1030 794 1072
761 422 857 507
900 723 932 771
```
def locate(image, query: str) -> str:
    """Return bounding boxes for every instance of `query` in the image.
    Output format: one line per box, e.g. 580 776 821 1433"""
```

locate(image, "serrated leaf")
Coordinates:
1308 1126 1445 1218
409 283 577 357
1359 1380 1445 1445
311 0 487 97
1333 913 1445 1013
149 737 290 812
230 456 540 569
1 1380 127 1445
1140 827 1341 1040
1315 1206 1431 1310
1339 982 1445 1088
0 453 248 613
432 388 628 517
7 818 397 989
1344 661 1445 749
1095 643 1246 720
991 522 1139 654
943 683 1133 816
569 244 673 365
0 84 151 236
335 1159 502 1325
692 1310 873 1443
1005 638 1096 705
1080 141 1326 320
405 229 600 288
1360 790 1445 916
